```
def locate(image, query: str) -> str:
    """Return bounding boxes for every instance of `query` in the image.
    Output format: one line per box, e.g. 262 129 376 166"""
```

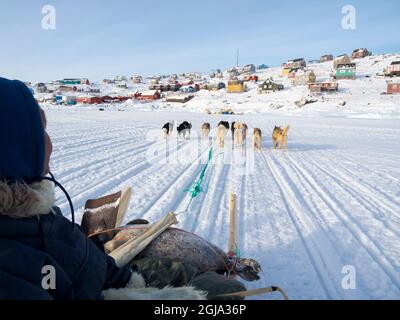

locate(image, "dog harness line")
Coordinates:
175 143 215 216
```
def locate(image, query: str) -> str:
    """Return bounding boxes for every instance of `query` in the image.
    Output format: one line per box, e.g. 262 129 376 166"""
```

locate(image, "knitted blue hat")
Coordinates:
0 77 45 184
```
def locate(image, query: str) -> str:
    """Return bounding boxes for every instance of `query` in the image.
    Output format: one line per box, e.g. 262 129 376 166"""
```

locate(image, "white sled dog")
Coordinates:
233 122 243 146
216 124 228 148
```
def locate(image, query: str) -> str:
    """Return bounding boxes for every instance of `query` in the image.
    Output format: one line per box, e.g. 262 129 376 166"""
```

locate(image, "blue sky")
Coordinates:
0 0 399 82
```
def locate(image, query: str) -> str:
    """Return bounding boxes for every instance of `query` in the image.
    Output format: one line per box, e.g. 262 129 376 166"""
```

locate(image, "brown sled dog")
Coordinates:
201 123 210 140
272 125 290 150
252 128 262 150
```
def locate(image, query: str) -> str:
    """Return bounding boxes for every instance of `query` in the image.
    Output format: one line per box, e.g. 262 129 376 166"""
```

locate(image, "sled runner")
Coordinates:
215 286 289 300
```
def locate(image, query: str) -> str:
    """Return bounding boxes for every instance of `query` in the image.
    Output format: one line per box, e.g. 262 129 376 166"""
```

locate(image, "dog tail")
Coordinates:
283 125 290 135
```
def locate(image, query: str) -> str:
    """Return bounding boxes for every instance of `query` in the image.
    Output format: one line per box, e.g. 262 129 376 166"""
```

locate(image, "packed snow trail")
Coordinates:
45 109 400 299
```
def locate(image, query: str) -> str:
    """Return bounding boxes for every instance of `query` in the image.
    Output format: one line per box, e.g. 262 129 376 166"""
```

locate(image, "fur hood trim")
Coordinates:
0 179 55 218
102 286 207 300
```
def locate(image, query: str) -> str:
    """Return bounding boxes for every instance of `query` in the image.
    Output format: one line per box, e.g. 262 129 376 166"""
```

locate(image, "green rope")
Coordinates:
184 146 213 198
234 244 241 258
175 144 214 216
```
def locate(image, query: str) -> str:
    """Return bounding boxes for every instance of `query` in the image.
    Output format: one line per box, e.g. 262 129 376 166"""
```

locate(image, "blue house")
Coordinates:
180 85 196 93
242 64 256 74
257 64 268 70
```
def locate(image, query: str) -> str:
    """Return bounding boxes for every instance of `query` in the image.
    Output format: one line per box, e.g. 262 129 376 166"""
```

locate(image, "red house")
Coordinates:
76 96 103 104
101 95 113 103
180 80 194 86
129 91 142 98
309 82 338 93
137 90 161 101
387 82 400 94
352 48 370 59
113 96 130 102
244 75 258 81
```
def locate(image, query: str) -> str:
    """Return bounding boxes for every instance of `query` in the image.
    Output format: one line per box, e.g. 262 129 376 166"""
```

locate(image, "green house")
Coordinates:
335 63 356 80
59 78 89 85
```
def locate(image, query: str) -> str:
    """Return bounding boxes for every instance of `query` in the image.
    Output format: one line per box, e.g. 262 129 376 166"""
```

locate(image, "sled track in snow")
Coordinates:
246 152 332 299
51 123 151 156
228 146 250 258
211 164 233 247
305 154 400 218
52 131 147 163
240 161 267 295
283 153 400 290
202 160 231 242
328 151 400 184
274 155 363 299
57 139 193 214
138 140 214 221
55 140 157 181
298 155 400 235
260 151 342 299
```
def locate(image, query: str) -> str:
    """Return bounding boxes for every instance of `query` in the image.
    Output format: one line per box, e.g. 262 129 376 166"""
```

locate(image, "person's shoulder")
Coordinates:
49 207 82 228
45 208 87 239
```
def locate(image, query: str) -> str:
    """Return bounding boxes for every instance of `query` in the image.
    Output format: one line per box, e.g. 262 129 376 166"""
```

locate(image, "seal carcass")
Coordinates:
105 225 261 281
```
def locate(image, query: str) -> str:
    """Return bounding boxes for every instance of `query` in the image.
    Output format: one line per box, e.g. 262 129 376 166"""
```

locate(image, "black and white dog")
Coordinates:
230 121 236 140
162 121 174 139
177 121 192 139
217 121 230 130
216 121 230 148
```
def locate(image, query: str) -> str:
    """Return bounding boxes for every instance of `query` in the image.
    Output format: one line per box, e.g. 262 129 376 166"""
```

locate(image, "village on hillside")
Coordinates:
29 48 400 117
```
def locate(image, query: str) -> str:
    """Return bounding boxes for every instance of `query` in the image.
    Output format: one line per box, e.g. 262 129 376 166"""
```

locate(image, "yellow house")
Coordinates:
282 67 291 76
227 80 245 93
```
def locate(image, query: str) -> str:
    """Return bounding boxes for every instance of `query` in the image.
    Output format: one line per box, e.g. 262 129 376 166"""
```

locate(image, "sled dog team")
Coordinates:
162 121 290 151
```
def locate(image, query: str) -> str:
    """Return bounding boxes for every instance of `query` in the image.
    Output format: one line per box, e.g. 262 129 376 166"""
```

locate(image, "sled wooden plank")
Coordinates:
228 193 237 253
109 212 178 267
116 187 132 227
218 286 289 300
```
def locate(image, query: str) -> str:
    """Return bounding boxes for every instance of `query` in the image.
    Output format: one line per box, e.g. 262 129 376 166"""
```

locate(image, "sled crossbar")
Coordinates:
214 286 289 300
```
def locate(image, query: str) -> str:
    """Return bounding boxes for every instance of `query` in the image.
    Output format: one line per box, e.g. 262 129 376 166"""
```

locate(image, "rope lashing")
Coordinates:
227 243 241 277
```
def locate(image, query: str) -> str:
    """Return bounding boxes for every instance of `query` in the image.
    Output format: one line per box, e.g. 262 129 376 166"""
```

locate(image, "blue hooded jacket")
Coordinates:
0 77 45 183
0 78 131 299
